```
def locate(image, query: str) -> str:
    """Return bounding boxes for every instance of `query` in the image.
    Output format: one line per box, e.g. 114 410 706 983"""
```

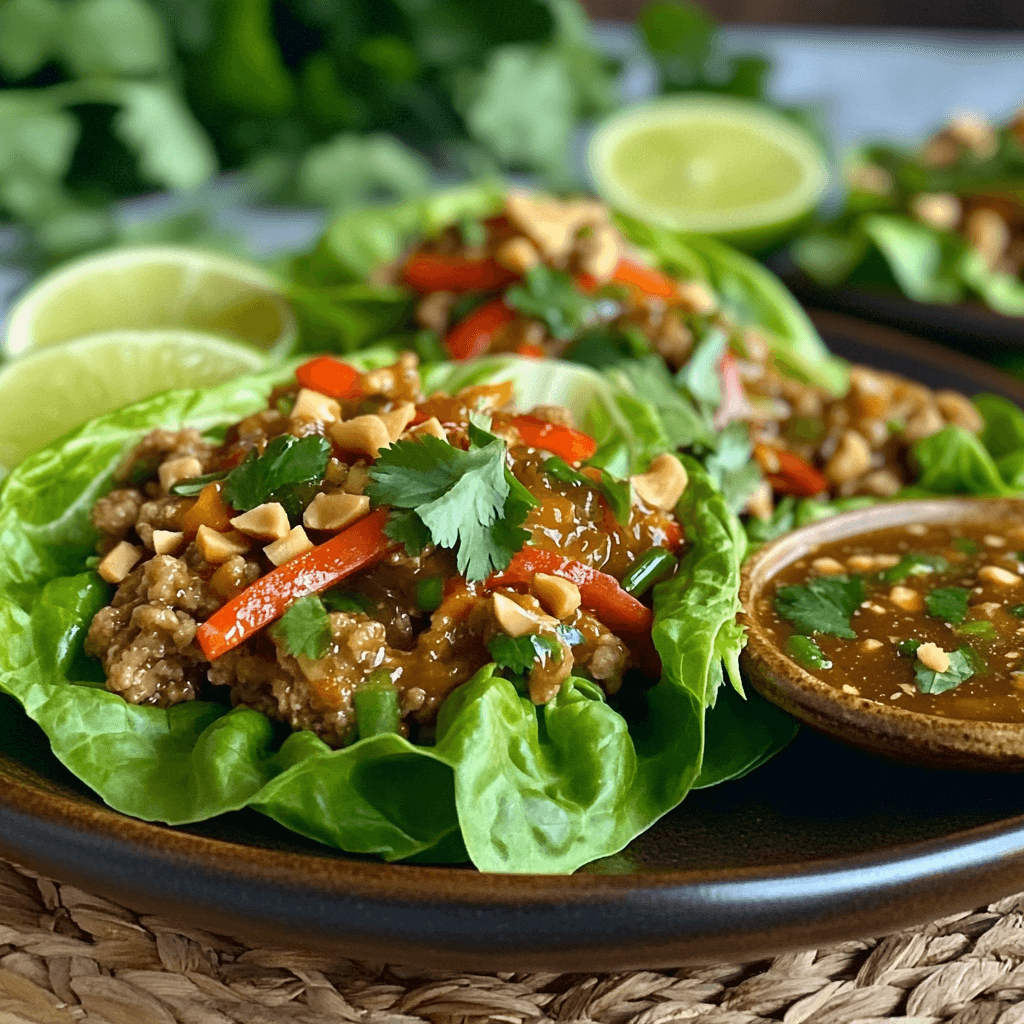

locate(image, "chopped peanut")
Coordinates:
825 430 872 485
630 453 688 512
492 592 557 637
290 388 341 425
196 525 250 565
984 534 1007 547
495 236 541 273
264 526 314 566
230 502 291 541
861 639 883 652
97 541 142 583
811 557 845 575
917 642 950 674
675 280 717 314
158 456 203 493
533 573 582 620
151 530 184 555
847 554 899 573
407 416 446 441
888 585 924 612
841 683 861 695
380 402 417 443
978 565 1021 587
303 492 370 532
329 415 391 459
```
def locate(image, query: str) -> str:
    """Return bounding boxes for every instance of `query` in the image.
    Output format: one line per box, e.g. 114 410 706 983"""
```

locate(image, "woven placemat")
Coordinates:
2 858 1024 1024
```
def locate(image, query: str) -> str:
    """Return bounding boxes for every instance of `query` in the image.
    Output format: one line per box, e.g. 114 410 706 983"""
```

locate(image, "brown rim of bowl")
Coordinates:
739 496 1024 772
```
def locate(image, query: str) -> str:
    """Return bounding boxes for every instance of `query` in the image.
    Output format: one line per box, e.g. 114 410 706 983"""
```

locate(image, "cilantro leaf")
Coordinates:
882 553 950 582
222 435 332 518
368 428 536 581
505 264 601 340
488 633 562 676
925 586 969 624
383 510 433 556
914 647 975 694
367 434 499 508
775 575 864 639
271 596 331 660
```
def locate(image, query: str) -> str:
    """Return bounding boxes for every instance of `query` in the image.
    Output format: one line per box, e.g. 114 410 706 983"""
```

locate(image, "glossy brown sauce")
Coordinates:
762 519 1024 722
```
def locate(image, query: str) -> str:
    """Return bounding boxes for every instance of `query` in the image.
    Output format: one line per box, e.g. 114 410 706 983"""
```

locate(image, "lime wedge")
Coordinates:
0 330 267 468
3 245 297 359
588 95 828 248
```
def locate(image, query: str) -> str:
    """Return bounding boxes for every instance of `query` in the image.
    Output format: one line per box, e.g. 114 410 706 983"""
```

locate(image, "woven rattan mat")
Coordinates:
3 859 1024 1024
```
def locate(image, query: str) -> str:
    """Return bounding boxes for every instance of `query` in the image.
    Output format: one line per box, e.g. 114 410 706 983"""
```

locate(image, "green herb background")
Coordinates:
0 0 795 265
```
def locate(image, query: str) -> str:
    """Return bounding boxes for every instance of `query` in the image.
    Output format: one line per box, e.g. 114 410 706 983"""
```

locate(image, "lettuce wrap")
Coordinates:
287 181 850 396
0 355 797 873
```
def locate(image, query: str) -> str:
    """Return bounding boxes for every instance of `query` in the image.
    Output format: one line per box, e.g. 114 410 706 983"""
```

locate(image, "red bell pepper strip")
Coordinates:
197 509 396 660
577 258 679 300
486 547 652 633
295 356 363 400
445 299 517 360
511 415 597 463
514 342 545 358
756 444 829 497
402 253 519 293
512 415 598 464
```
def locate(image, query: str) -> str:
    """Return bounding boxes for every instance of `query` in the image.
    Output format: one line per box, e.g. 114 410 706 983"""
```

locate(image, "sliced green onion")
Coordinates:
956 620 998 640
355 669 401 740
897 639 921 658
621 548 678 596
786 634 832 671
416 576 444 613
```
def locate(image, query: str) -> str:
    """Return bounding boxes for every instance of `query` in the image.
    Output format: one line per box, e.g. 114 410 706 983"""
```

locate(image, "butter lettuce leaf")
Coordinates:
0 357 786 872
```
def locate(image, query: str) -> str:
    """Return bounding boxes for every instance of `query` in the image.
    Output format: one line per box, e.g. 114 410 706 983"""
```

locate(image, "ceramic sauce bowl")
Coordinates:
739 497 1024 771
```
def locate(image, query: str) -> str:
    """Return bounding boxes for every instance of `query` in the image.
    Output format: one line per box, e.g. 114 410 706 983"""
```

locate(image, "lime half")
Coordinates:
0 330 267 468
589 95 828 248
3 245 297 359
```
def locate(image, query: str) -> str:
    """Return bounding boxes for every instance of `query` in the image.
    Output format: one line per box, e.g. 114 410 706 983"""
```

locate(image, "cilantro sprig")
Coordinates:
505 265 603 340
775 575 864 639
168 434 332 519
367 417 538 581
222 435 332 519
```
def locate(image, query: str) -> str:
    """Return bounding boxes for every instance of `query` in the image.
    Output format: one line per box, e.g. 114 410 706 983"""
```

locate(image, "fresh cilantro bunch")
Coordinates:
0 0 614 261
367 417 538 581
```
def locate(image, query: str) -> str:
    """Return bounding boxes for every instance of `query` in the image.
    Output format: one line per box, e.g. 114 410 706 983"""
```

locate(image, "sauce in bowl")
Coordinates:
740 498 1024 771
761 519 1024 723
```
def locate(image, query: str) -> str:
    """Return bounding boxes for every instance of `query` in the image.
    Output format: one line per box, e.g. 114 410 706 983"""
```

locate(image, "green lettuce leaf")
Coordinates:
0 356 785 873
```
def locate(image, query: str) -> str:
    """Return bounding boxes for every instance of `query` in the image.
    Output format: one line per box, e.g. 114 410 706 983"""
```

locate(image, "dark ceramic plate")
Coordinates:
775 260 1024 363
4 311 1024 972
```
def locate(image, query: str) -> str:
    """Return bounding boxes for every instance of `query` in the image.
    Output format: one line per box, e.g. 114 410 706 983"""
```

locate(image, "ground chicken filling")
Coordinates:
391 191 983 516
85 355 684 748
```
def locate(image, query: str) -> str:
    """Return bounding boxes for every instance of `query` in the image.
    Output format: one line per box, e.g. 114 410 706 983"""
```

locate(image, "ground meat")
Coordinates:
115 428 216 483
210 594 493 747
85 554 221 707
135 496 193 550
91 488 144 546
